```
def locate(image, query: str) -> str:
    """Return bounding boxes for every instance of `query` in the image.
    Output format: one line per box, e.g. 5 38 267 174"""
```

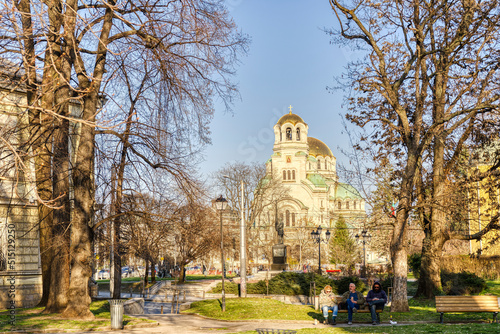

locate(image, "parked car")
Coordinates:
97 269 110 280
121 266 130 278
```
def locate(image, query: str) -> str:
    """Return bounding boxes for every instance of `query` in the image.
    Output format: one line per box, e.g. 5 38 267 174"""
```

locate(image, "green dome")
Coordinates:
335 183 363 199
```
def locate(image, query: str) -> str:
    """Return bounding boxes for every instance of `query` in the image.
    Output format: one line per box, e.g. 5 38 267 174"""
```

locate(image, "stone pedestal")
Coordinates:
271 244 288 271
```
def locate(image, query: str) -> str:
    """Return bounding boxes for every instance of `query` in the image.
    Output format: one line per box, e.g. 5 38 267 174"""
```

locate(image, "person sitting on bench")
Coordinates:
319 285 338 325
341 283 365 325
366 281 387 325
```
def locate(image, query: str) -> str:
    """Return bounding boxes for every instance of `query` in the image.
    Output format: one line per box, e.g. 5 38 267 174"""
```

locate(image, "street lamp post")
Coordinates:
355 230 372 278
310 225 331 275
222 176 247 298
215 195 228 312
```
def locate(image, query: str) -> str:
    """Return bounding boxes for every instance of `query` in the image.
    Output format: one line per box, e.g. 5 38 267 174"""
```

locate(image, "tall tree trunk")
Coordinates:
61 94 95 319
62 0 113 317
110 101 138 298
390 150 418 312
151 260 156 284
45 52 72 312
15 0 54 308
179 263 186 283
144 260 149 286
45 116 70 312
416 72 449 298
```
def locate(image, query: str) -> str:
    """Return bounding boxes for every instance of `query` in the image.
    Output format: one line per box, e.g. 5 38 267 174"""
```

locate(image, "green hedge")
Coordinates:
441 271 487 295
210 272 367 295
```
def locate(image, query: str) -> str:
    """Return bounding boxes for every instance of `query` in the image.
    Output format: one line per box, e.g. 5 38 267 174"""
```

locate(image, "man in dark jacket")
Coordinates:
365 281 387 325
341 283 365 325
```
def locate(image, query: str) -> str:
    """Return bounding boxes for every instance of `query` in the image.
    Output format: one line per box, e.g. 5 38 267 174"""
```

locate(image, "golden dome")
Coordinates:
277 113 306 126
308 137 333 157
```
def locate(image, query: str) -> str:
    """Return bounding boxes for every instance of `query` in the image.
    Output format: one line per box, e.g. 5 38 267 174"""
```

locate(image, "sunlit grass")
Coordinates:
184 297 500 324
0 300 155 331
234 323 500 334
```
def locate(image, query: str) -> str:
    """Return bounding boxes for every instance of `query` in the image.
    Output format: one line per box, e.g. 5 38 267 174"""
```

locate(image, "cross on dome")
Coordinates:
288 105 293 114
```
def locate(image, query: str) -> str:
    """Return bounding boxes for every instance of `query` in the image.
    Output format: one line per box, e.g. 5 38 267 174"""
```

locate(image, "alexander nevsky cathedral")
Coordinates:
251 110 367 265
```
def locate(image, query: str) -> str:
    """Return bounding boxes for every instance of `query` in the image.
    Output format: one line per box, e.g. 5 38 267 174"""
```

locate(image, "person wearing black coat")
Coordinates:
365 281 388 325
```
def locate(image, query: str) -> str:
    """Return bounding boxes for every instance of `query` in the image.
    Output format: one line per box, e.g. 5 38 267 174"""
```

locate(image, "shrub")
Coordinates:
210 272 337 296
408 253 421 279
265 272 335 295
440 270 487 295
334 276 366 294
440 256 500 280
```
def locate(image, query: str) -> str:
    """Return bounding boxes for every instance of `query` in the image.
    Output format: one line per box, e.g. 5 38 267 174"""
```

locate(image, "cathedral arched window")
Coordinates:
292 170 295 180
292 213 296 226
325 161 327 170
283 170 287 180
286 210 290 227
354 201 357 210
287 170 291 180
296 128 300 141
280 131 282 142
286 127 292 140
338 201 341 210
317 160 321 169
346 201 350 210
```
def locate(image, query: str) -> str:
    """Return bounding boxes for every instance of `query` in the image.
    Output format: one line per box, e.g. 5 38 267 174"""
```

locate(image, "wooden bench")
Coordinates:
327 297 384 322
436 296 500 323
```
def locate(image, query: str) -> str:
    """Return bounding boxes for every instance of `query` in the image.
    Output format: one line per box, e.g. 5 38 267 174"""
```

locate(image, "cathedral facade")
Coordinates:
250 111 367 268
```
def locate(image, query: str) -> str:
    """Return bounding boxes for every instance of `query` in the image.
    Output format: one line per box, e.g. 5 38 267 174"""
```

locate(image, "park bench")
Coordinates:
435 295 500 323
327 296 383 323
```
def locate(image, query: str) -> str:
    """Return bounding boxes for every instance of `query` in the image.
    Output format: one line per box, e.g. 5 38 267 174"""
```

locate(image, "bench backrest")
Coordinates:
436 296 500 312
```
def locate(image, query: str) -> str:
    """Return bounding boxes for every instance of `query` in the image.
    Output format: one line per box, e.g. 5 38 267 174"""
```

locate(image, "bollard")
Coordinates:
161 305 163 314
171 291 176 314
130 287 132 298
109 299 125 330
314 295 319 311
183 290 186 302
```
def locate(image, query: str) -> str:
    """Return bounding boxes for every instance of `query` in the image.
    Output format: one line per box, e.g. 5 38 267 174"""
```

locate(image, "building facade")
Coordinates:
250 111 367 268
0 62 42 308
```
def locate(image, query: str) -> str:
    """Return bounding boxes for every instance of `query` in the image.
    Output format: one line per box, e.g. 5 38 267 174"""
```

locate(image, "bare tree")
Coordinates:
0 0 248 317
212 163 290 267
329 0 500 308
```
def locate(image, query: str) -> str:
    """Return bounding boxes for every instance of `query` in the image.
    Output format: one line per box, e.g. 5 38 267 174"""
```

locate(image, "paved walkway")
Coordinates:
79 275 408 333
74 313 407 334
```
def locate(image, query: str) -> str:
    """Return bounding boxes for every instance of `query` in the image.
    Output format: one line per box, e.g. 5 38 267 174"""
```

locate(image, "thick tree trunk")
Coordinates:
45 39 72 313
417 231 445 297
61 94 96 319
179 263 186 283
45 122 71 312
389 151 418 312
416 80 448 298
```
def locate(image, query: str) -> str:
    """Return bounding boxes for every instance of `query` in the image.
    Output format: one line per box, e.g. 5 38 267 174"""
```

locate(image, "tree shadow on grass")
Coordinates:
307 311 323 322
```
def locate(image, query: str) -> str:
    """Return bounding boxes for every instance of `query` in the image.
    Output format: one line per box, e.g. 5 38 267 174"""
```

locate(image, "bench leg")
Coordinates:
440 312 444 324
377 312 380 323
494 312 498 323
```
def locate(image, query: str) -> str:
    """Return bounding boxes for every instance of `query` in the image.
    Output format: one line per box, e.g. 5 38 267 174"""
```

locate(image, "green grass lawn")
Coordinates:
0 300 155 331
184 297 500 325
234 323 500 334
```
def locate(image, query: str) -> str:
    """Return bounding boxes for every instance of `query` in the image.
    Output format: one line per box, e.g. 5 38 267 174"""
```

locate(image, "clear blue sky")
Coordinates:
200 0 361 177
